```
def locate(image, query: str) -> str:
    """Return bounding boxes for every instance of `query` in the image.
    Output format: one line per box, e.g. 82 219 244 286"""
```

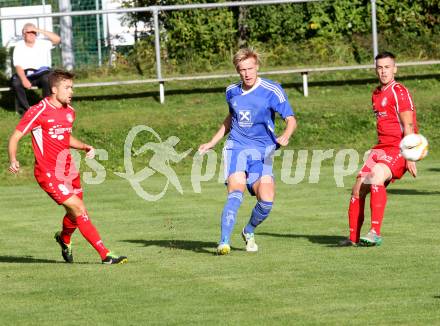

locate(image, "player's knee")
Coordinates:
65 202 87 218
255 177 274 200
258 192 274 202
367 164 390 185
365 172 383 185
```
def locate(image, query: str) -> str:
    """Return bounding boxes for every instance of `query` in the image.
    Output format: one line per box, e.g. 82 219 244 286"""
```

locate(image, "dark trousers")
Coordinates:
11 70 51 114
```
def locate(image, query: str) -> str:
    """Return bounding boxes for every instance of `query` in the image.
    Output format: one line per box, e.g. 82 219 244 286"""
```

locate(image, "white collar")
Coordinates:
241 77 261 95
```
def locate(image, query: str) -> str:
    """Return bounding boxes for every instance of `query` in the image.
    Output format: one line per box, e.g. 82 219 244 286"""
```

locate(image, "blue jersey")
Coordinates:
225 78 294 150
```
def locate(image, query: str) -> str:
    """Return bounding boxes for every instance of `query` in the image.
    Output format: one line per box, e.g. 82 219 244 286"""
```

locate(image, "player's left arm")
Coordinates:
273 86 297 146
70 135 95 159
277 116 297 146
399 110 417 178
8 129 25 174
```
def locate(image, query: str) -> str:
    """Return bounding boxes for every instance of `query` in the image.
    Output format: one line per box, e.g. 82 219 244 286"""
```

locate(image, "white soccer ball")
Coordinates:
399 133 429 162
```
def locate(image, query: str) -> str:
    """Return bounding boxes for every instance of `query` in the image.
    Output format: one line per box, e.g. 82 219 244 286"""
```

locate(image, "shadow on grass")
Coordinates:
259 232 346 247
345 187 440 195
122 239 245 255
427 168 440 172
387 188 440 195
0 255 58 264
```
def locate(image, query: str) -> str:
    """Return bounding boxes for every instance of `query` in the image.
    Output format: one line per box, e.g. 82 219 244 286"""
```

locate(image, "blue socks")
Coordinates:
244 201 273 234
220 191 243 244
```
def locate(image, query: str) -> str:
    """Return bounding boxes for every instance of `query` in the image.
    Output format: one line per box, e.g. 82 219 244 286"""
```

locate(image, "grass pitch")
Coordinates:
0 67 439 324
0 162 439 325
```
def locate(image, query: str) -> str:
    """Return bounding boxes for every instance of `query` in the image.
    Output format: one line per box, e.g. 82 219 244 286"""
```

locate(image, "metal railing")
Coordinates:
2 60 440 98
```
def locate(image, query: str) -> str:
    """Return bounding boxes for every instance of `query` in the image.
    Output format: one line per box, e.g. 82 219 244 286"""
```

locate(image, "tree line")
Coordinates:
120 0 439 75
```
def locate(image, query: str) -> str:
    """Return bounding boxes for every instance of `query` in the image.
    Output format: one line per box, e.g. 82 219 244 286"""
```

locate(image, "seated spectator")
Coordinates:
11 23 60 115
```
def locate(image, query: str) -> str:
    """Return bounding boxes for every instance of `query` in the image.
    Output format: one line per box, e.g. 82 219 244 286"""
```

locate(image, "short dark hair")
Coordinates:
375 51 395 61
48 69 75 90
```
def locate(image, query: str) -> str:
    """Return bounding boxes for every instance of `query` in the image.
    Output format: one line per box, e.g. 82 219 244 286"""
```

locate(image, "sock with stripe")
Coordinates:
348 196 365 243
370 184 387 235
244 200 273 234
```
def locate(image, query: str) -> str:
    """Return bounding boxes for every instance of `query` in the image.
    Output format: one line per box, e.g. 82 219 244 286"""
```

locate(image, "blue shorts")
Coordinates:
223 146 275 195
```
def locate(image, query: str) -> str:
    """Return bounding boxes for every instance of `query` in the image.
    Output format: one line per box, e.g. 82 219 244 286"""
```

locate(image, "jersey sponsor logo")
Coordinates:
238 110 252 127
48 125 72 140
374 110 387 119
66 113 74 123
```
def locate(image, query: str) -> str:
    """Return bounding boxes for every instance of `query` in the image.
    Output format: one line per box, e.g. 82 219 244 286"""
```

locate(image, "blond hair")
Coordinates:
233 47 261 69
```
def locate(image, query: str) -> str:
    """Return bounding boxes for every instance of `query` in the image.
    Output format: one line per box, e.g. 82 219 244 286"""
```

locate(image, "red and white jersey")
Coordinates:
372 80 417 149
16 97 76 173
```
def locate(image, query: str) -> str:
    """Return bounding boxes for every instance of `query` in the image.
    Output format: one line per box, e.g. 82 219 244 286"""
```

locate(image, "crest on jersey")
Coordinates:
238 110 252 127
66 113 73 123
381 97 388 107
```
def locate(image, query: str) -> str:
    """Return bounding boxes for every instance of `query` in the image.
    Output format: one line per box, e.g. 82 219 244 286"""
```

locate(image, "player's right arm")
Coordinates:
8 129 25 174
198 113 232 154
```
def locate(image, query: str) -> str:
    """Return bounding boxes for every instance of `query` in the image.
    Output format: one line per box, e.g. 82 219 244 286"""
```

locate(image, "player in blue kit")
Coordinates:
199 48 297 255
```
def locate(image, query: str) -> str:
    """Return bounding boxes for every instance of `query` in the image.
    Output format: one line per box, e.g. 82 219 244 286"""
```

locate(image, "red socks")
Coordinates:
348 196 365 243
61 215 77 245
76 213 109 259
348 185 387 241
370 185 387 235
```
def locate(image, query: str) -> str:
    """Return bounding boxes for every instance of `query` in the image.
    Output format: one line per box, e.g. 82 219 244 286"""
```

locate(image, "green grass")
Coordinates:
0 66 439 324
1 65 439 179
0 163 439 325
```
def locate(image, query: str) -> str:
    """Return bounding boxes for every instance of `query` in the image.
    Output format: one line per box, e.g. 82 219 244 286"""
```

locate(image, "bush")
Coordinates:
117 0 440 72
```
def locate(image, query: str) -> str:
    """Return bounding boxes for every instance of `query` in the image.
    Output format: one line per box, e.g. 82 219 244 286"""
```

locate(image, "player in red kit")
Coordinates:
339 52 418 247
8 70 127 264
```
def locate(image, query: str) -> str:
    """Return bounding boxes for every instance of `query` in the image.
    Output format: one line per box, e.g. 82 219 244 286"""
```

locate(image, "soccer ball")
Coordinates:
399 133 429 162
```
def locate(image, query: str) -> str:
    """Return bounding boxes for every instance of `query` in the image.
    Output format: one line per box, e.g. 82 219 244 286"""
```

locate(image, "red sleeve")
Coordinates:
16 101 46 135
392 83 414 113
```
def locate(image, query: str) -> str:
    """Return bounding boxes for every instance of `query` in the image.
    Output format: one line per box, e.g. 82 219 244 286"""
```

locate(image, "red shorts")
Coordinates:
358 147 407 181
35 170 83 205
